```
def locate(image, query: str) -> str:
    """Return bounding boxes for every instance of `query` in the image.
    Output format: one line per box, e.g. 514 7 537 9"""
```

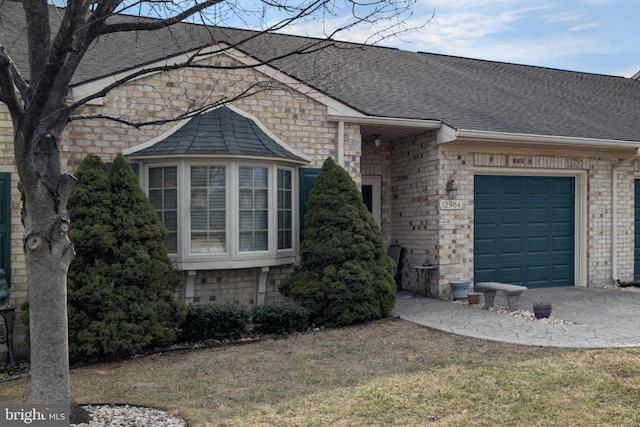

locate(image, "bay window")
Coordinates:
146 160 297 268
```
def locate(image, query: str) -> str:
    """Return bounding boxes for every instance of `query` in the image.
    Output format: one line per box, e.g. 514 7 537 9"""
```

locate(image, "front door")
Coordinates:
362 176 381 225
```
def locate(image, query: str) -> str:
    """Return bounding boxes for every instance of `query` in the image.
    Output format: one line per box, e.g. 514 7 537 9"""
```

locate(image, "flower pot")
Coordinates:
449 280 471 301
533 305 552 319
467 292 481 305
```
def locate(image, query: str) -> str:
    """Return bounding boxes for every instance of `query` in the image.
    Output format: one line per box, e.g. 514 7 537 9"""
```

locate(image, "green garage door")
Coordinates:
474 175 575 288
634 180 640 280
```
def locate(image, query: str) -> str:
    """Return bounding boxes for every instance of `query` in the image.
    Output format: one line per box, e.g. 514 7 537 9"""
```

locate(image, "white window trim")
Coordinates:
143 159 298 270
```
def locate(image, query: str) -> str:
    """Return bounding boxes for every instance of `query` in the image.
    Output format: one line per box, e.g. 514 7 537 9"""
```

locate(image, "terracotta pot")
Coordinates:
467 292 481 305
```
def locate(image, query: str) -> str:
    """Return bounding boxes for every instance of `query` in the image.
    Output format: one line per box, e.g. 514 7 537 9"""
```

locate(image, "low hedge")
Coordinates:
251 304 310 335
179 303 310 342
179 303 251 342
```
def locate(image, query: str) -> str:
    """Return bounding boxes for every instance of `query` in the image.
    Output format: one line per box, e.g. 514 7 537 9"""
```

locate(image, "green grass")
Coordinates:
1 319 640 426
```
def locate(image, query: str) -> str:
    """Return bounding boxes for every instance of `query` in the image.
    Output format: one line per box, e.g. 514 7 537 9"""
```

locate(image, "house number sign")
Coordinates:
439 199 463 210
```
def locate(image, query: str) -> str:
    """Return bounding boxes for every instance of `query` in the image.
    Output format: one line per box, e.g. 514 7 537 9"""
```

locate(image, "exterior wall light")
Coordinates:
373 135 382 147
446 178 458 199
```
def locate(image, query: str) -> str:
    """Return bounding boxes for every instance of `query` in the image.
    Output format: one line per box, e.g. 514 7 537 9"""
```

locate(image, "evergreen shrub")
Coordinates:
179 303 251 342
66 154 185 363
251 304 310 335
279 157 396 327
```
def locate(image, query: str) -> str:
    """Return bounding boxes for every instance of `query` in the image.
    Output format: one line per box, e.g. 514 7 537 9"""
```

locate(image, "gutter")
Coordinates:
438 125 640 151
612 147 640 283
327 114 441 129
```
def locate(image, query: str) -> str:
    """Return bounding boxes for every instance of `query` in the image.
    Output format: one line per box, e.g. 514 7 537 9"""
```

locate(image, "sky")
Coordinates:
283 0 640 78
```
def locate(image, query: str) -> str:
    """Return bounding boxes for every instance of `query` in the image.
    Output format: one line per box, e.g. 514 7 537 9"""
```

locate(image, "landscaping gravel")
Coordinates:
70 404 188 427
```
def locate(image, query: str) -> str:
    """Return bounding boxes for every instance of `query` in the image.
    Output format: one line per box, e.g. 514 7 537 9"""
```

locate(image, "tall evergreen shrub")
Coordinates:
67 154 185 363
279 157 396 326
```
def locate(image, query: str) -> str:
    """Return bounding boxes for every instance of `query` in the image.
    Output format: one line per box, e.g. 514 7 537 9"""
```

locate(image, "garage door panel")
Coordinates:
475 208 498 227
526 265 549 283
552 207 573 224
474 175 575 288
501 267 524 283
475 238 497 255
501 237 524 254
527 236 548 254
552 235 573 252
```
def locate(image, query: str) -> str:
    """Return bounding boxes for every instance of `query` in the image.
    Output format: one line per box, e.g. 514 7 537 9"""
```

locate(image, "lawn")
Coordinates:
1 318 640 426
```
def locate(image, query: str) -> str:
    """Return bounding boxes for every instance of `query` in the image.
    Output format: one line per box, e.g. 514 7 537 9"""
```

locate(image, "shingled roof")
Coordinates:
3 0 640 143
129 107 307 162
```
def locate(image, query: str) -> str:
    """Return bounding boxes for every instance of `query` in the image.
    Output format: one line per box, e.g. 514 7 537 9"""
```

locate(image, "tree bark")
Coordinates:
19 129 77 415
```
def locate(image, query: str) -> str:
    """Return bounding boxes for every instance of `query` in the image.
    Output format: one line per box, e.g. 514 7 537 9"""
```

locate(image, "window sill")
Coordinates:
172 254 297 271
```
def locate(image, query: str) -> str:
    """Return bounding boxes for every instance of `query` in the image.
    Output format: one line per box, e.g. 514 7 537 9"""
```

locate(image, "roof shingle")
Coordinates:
3 1 640 143
131 107 306 161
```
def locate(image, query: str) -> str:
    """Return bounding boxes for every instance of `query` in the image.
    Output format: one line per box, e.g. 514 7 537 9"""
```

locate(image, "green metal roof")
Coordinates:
130 107 307 162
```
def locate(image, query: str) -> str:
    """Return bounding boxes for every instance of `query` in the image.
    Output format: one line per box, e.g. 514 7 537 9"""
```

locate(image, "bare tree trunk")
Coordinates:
18 128 77 415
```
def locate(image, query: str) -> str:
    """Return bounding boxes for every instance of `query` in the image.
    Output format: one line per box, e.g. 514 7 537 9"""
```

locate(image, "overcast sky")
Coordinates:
283 0 640 78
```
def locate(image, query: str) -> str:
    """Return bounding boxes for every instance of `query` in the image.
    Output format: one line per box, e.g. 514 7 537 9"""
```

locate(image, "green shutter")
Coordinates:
299 167 321 241
0 173 10 285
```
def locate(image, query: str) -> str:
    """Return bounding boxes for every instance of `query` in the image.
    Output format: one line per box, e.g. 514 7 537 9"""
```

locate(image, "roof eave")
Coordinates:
437 125 640 153
125 153 309 164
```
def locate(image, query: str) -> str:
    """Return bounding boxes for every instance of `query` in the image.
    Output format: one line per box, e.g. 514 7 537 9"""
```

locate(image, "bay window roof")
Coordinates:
128 107 308 163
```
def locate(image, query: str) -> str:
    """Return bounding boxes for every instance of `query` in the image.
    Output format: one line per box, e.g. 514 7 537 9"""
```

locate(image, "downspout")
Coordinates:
337 121 345 166
612 147 640 283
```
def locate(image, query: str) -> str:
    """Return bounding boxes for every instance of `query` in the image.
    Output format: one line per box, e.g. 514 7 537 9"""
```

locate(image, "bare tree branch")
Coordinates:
0 47 24 127
101 0 225 34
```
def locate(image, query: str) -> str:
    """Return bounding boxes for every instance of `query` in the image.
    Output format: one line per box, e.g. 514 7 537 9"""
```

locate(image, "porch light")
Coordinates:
446 178 458 199
373 135 382 147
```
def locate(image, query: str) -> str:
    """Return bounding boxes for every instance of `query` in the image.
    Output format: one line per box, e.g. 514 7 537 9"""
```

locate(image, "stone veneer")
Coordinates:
386 133 637 299
0 52 363 355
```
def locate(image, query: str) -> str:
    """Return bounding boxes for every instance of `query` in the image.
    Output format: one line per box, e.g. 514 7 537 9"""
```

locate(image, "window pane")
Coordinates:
191 210 207 230
191 166 207 187
238 166 269 252
149 167 178 254
149 189 162 208
239 232 253 251
277 169 292 250
191 233 209 253
164 189 177 209
254 189 268 209
164 167 177 187
209 189 225 209
209 211 225 230
239 211 253 231
254 231 268 250
166 233 178 254
255 211 268 230
149 168 163 188
254 168 268 187
164 211 177 230
239 189 253 209
209 167 225 187
190 165 227 253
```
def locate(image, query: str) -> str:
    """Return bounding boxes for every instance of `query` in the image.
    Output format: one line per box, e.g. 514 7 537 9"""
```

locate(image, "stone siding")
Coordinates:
385 142 639 299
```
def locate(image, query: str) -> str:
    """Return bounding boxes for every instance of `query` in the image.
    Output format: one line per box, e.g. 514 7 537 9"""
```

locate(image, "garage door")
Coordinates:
474 175 575 288
634 180 640 280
